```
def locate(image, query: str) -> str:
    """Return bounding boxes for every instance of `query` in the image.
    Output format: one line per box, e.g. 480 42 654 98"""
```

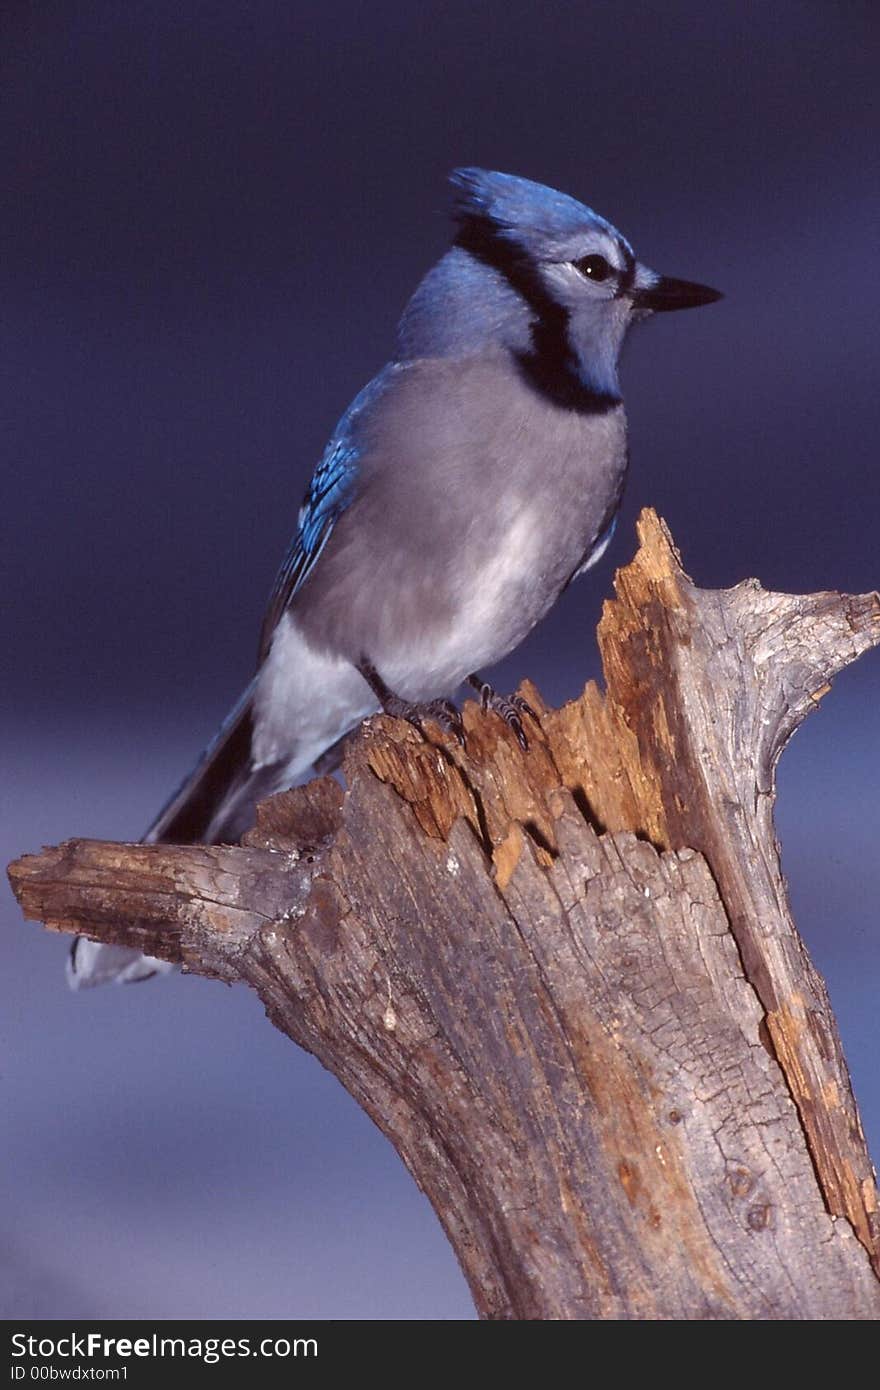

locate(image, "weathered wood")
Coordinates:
547 512 880 1261
8 509 880 1319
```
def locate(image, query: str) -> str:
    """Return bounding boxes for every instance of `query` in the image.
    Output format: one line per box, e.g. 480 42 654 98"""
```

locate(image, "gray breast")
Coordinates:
293 352 628 697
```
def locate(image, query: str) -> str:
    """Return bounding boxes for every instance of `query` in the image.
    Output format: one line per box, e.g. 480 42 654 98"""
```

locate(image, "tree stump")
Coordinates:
8 510 880 1319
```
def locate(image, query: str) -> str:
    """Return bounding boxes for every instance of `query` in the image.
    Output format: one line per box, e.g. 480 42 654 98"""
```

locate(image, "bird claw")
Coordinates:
384 694 466 746
474 683 537 750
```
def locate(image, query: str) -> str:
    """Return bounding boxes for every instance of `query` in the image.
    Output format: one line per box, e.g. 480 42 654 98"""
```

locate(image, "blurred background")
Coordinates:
2 0 878 1319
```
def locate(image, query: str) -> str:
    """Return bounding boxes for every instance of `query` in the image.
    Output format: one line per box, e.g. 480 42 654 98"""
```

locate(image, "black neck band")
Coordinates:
453 217 622 414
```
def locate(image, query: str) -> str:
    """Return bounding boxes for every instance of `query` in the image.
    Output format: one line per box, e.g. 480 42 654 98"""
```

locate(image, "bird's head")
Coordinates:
449 167 721 404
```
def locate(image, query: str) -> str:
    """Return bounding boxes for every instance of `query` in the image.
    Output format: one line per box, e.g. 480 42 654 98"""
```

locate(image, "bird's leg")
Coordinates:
358 659 465 745
466 673 538 751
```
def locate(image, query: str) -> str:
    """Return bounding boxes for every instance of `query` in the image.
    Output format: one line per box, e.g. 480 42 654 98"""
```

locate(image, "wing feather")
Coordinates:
256 367 406 664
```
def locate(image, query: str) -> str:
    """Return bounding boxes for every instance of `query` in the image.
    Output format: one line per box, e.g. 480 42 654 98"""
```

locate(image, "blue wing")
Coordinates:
257 368 396 663
258 437 359 661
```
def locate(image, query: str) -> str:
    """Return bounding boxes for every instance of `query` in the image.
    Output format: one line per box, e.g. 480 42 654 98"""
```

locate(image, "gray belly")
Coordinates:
377 409 626 699
293 356 628 701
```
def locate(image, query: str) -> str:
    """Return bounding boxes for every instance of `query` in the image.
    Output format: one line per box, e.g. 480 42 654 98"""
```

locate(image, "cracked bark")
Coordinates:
8 510 880 1319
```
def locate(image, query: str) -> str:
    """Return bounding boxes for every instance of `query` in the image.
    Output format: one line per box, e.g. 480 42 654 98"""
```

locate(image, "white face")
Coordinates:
527 228 650 395
536 229 632 313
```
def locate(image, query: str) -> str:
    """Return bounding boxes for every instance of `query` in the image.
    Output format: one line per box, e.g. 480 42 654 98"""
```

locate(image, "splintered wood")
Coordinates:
9 509 880 1319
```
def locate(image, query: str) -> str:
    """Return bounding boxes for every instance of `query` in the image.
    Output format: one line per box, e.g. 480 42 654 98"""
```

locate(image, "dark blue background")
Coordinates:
3 1 878 1317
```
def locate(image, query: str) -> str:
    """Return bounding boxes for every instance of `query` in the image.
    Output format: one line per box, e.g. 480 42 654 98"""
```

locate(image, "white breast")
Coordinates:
380 507 548 701
253 614 377 773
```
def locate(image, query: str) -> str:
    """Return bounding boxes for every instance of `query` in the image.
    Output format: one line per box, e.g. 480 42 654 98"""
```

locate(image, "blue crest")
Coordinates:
450 168 628 260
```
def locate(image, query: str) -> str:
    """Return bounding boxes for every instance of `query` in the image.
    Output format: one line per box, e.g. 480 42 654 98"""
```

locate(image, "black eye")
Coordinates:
575 254 612 282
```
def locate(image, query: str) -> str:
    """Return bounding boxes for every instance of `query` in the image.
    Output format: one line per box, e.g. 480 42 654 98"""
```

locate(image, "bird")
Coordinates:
68 167 721 988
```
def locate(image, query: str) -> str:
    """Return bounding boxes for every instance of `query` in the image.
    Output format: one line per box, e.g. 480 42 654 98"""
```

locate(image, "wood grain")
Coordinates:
10 509 880 1318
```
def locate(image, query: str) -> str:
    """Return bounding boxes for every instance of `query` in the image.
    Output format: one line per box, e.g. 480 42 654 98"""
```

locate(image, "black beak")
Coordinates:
633 275 723 313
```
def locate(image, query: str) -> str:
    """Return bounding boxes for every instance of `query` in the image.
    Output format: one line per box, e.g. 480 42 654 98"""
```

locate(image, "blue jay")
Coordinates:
69 168 720 988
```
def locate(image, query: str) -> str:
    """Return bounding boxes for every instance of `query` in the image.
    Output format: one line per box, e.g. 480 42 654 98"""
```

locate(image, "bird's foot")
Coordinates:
467 675 538 750
358 660 465 745
381 693 465 745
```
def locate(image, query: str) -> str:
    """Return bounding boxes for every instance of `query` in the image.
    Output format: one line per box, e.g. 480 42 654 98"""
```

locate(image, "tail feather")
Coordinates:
68 635 376 989
68 679 280 990
67 937 171 990
144 680 262 846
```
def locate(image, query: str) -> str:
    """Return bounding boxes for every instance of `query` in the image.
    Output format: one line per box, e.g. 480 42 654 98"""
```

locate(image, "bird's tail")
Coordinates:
67 679 284 989
141 680 269 847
